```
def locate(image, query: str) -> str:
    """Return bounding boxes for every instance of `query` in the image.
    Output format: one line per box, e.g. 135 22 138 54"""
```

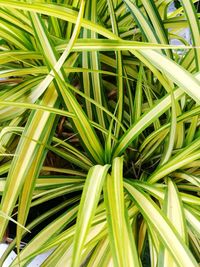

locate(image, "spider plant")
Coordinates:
0 0 200 266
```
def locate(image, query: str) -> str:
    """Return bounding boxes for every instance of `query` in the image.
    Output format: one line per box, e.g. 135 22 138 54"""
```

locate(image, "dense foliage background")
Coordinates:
0 0 200 266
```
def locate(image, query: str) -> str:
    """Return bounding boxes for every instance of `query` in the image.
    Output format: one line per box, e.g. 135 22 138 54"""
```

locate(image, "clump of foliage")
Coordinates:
0 0 200 266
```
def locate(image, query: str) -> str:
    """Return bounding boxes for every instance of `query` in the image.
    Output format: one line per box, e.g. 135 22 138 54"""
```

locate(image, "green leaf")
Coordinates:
158 179 188 267
10 206 78 266
124 182 198 267
71 164 110 267
104 157 139 267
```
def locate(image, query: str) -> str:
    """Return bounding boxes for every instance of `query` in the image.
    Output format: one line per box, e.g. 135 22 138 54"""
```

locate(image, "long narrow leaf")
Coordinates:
124 182 198 267
71 164 110 267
